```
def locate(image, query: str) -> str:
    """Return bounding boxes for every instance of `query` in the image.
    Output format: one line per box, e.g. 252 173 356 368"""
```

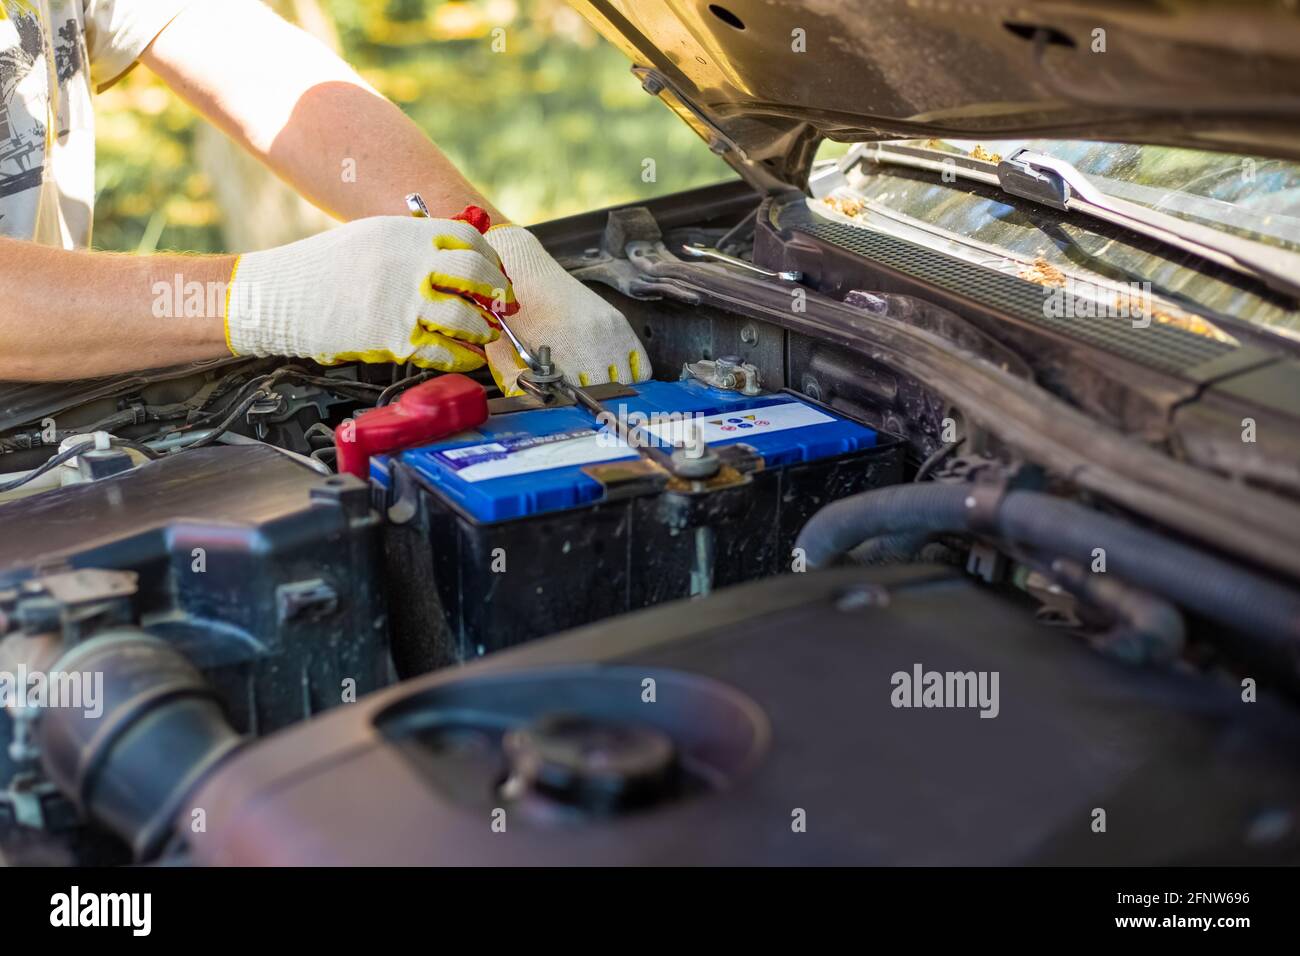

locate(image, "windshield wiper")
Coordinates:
856 143 1300 302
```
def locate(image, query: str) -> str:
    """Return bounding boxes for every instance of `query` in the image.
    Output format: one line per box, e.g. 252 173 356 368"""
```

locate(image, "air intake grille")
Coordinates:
798 220 1236 375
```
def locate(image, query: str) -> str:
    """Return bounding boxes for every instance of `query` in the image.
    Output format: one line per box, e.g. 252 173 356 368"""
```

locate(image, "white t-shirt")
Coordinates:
0 0 190 248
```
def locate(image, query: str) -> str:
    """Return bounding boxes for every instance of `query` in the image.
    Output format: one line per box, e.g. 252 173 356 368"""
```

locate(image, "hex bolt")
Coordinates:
520 343 562 386
671 420 720 479
671 446 720 479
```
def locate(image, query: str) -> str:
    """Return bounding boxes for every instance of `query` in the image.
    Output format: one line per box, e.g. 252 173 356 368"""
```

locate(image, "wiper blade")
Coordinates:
1000 149 1300 301
858 143 1300 302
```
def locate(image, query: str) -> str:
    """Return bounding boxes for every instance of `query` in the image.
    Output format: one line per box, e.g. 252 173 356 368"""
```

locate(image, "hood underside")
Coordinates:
570 0 1300 189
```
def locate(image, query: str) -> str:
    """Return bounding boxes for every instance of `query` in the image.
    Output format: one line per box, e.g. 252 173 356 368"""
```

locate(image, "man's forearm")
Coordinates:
142 0 507 225
0 238 232 381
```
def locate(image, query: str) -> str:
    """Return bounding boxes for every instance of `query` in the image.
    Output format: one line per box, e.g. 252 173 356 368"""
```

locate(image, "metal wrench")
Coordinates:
406 196 707 478
680 243 802 282
404 192 540 371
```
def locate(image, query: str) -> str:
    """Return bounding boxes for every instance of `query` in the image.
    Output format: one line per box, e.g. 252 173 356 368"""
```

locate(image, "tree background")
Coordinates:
91 0 733 253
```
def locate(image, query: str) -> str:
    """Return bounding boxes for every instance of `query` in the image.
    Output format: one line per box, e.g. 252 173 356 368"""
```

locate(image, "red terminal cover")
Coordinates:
452 205 493 234
336 374 488 479
334 205 503 479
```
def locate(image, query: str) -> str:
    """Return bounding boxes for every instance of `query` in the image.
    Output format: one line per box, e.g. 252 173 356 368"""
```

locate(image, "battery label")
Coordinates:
434 429 594 469
434 429 636 483
641 401 834 445
424 400 839 485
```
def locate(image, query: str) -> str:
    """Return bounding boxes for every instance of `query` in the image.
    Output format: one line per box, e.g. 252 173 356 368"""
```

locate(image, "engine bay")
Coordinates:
3 185 1300 865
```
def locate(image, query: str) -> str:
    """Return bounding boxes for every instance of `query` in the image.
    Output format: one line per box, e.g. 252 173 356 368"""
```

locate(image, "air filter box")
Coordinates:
0 444 388 851
375 380 902 669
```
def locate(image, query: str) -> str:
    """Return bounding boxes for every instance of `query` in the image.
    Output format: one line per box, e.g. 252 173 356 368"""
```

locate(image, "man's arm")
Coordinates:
0 238 232 381
139 0 651 392
0 0 512 384
0 215 517 383
140 0 506 223
0 0 646 387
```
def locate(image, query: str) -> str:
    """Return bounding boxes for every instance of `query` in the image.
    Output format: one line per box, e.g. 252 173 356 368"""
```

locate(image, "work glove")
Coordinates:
224 216 517 371
482 225 652 394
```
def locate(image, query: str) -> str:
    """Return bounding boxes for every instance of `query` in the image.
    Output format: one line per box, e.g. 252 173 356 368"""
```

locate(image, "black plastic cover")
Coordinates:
0 445 388 798
184 565 1300 865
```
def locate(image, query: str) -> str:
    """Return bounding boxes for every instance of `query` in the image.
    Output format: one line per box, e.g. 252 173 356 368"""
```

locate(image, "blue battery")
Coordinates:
374 380 878 523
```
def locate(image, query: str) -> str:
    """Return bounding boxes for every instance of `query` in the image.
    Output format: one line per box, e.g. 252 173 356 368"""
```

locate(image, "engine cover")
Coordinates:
182 565 1300 865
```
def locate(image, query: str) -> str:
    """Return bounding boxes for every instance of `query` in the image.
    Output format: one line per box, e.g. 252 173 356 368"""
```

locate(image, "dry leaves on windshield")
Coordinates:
1018 256 1235 343
822 194 867 218
1017 256 1067 287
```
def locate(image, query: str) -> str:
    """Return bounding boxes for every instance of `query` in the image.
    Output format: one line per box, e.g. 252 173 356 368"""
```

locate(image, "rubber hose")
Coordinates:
1000 492 1300 644
795 485 1300 651
1048 557 1185 665
36 629 243 860
847 530 935 566
797 483 969 568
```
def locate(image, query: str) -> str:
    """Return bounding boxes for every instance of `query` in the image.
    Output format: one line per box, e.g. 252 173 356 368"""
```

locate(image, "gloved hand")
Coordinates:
482 225 651 393
224 216 517 371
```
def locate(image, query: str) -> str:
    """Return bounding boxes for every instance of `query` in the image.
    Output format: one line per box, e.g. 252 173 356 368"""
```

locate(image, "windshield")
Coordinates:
935 139 1300 253
812 139 1300 340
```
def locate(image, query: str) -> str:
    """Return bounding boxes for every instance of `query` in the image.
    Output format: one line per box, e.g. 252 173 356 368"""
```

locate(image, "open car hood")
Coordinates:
570 0 1300 189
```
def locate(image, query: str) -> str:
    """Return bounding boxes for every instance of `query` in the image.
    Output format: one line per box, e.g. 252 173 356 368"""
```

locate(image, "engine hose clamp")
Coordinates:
962 476 1008 535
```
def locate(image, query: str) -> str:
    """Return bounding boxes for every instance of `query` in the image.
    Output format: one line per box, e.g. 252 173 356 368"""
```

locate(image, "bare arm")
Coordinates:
1 0 507 383
0 238 232 381
140 0 507 223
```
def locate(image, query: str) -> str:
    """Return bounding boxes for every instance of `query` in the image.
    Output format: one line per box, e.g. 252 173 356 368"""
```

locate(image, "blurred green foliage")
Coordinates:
93 72 221 253
92 0 733 252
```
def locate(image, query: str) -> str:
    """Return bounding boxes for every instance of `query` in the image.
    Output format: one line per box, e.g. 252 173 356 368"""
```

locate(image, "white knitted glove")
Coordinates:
483 226 651 393
224 217 516 371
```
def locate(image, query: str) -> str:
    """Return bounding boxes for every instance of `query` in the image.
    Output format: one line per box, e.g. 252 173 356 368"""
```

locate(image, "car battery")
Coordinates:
374 379 903 668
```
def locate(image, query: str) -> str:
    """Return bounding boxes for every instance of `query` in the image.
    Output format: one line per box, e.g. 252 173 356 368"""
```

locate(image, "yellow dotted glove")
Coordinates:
224 217 516 371
483 225 651 394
